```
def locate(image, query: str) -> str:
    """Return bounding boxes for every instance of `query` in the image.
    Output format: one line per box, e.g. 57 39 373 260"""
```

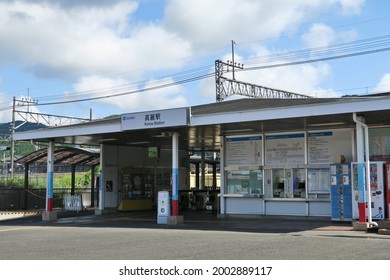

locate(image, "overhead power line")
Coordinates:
3 34 390 108
36 72 215 106
242 35 390 66
241 46 390 72
29 64 215 103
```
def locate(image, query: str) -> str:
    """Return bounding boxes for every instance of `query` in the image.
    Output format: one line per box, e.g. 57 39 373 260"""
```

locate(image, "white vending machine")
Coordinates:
351 161 386 220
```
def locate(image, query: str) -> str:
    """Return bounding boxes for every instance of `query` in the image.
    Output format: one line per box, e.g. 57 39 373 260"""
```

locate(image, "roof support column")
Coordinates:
200 152 205 189
219 135 225 215
97 144 105 213
212 163 217 189
90 165 96 207
42 140 57 221
195 163 200 188
71 164 76 196
168 132 183 224
23 163 29 210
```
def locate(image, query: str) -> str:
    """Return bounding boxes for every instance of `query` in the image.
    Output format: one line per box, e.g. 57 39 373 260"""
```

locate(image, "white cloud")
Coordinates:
0 92 11 122
0 1 192 80
70 75 187 112
164 0 303 50
374 73 390 93
301 23 336 49
163 0 365 51
337 0 365 15
301 23 358 49
0 0 367 115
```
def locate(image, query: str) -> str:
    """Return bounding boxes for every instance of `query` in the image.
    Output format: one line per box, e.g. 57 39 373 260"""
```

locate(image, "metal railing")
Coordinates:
0 187 96 211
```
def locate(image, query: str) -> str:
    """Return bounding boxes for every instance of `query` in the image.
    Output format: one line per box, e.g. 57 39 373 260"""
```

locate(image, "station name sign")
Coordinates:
121 108 189 131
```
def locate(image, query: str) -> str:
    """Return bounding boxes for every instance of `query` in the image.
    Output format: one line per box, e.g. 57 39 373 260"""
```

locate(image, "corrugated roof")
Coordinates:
16 146 100 166
191 97 349 115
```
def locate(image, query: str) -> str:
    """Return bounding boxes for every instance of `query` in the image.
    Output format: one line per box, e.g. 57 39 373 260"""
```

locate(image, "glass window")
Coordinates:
293 169 306 198
272 169 285 198
226 169 263 195
369 127 390 161
307 168 330 194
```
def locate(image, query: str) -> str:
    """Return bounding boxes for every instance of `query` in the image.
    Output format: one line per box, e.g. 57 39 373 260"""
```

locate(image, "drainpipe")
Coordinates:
353 113 378 228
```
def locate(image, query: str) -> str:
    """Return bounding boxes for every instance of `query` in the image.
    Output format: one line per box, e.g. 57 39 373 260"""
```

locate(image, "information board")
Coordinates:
265 133 305 165
308 130 352 164
157 191 170 224
225 136 262 166
307 168 330 193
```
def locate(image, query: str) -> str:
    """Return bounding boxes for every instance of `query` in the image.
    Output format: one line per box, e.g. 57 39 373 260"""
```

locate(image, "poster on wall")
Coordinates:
369 127 390 161
265 133 305 165
225 135 262 166
308 130 352 164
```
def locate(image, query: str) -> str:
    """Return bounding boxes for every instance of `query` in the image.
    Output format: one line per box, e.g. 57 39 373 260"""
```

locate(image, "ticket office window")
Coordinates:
226 169 263 195
293 169 306 198
307 168 331 198
271 169 306 198
272 169 285 198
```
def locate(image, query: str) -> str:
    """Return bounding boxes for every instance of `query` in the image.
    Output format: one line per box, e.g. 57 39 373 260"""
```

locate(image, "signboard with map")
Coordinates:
265 133 305 165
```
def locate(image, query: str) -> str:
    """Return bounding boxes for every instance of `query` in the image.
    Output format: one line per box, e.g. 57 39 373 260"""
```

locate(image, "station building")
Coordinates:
13 94 390 222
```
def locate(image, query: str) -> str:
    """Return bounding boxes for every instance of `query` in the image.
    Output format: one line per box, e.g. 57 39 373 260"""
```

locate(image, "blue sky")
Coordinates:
0 0 390 123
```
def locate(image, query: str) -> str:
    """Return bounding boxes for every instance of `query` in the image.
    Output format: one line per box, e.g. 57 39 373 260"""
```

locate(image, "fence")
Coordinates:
64 195 84 211
0 188 96 211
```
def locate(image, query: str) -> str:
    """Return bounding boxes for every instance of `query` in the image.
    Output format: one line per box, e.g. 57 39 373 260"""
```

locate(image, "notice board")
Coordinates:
225 135 262 166
265 133 305 165
308 129 352 164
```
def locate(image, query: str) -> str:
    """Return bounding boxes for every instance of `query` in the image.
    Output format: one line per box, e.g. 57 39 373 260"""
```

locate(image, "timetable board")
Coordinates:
225 136 262 166
308 129 352 164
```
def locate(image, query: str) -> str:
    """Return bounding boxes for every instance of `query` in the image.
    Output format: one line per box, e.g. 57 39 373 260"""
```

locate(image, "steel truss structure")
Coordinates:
215 60 312 102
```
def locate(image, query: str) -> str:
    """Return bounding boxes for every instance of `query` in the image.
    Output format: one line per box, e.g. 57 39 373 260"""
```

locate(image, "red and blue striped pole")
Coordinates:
357 163 366 222
172 132 179 216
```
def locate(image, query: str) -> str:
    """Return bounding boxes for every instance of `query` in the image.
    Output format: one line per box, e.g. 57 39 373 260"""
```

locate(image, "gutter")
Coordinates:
353 113 378 228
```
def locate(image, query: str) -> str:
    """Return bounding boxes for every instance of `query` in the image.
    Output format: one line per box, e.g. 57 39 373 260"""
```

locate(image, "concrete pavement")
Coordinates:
1 209 390 259
1 209 390 238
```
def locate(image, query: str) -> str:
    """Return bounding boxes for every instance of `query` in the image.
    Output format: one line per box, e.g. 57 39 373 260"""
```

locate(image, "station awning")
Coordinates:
16 146 100 166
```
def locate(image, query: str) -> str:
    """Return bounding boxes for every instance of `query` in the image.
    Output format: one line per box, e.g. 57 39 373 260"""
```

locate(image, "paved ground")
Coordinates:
1 209 390 259
0 210 42 221
0 209 364 234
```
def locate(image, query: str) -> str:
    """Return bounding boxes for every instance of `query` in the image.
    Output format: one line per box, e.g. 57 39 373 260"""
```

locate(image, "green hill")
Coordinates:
0 121 47 135
0 121 48 158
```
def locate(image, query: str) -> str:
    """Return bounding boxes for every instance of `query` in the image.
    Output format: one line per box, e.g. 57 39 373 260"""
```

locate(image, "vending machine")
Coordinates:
330 164 352 221
351 161 386 220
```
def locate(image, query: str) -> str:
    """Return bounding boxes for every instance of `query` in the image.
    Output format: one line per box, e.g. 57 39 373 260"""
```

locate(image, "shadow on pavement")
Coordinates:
0 209 354 235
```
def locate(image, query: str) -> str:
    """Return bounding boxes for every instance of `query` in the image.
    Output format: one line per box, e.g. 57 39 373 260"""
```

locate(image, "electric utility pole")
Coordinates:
10 96 92 178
